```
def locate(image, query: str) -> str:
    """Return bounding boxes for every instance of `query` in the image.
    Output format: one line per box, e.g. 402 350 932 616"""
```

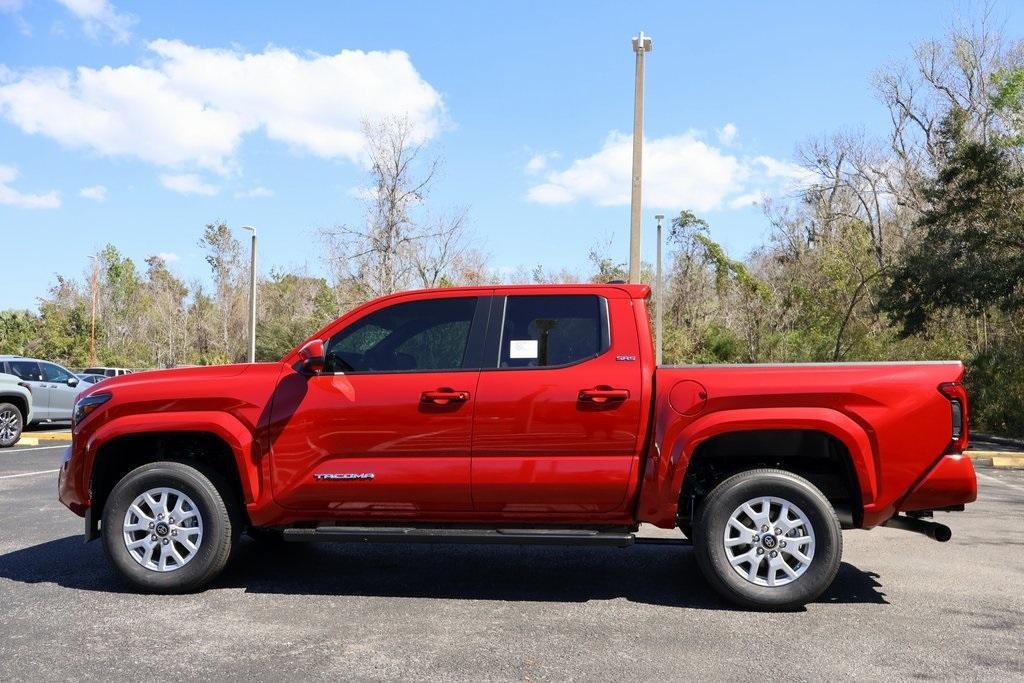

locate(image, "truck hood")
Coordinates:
79 363 270 399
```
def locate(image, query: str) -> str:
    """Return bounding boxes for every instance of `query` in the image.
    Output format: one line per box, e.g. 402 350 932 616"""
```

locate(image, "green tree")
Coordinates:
881 109 1024 334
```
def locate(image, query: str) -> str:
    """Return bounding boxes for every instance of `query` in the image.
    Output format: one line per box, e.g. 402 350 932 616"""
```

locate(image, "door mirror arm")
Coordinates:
67 377 79 387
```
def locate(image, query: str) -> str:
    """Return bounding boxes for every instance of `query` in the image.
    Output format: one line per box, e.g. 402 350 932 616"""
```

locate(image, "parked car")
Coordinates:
75 373 108 385
58 284 977 609
0 356 87 423
81 367 133 377
0 371 32 447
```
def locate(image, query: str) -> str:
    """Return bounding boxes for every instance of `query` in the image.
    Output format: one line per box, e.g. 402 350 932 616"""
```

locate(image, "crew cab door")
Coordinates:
39 362 79 421
470 291 644 513
269 294 489 513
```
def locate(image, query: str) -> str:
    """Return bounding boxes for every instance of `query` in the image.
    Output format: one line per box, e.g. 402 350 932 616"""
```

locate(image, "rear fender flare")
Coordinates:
641 407 876 527
85 411 259 504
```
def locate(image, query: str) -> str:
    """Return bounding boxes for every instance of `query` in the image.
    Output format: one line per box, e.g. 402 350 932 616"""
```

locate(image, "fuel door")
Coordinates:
669 379 708 416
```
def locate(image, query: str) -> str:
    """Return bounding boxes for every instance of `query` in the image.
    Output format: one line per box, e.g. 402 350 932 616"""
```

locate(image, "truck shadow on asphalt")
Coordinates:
0 535 888 610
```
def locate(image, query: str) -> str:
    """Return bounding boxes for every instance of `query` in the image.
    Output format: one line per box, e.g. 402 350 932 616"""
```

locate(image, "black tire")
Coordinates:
0 402 23 448
693 468 842 611
102 461 241 593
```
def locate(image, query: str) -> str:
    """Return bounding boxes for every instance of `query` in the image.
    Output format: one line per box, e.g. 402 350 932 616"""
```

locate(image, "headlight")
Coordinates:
73 393 112 426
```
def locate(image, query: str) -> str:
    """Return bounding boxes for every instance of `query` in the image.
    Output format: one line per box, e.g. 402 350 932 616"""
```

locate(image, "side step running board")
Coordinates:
283 526 636 547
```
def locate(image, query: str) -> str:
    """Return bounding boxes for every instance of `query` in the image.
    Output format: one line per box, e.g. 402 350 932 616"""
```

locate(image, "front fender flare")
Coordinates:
84 411 260 504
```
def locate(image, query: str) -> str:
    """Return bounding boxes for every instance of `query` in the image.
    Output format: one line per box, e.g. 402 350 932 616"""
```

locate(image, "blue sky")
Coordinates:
1 1 1019 310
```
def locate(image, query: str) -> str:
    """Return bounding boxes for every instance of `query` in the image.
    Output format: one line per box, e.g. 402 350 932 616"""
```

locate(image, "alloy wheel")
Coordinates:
723 495 816 587
122 487 204 572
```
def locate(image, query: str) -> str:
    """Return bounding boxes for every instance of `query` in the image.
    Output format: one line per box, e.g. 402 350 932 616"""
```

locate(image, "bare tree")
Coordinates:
199 222 247 362
321 116 481 307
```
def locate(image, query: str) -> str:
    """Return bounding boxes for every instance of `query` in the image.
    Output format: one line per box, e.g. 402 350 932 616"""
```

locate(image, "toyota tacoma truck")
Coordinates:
58 283 977 609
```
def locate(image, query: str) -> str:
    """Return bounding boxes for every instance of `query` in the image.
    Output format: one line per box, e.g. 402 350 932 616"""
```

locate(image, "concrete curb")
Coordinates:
966 450 1024 469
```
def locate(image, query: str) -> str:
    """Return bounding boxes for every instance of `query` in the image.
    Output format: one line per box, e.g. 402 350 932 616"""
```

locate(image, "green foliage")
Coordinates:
0 309 37 356
881 110 1024 335
966 337 1024 436
991 66 1024 146
255 272 337 360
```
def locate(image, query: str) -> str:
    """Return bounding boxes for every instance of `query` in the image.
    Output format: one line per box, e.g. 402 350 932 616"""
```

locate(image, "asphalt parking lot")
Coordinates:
0 443 1021 681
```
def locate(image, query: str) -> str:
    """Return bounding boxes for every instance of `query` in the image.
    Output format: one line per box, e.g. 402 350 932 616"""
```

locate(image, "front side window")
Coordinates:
498 295 608 368
40 362 73 383
325 297 477 373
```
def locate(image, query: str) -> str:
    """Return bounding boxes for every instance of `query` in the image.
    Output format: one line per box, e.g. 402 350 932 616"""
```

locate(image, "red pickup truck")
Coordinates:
58 283 977 609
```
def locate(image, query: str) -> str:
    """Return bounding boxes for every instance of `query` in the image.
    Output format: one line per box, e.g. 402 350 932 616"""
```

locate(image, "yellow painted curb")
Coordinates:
967 450 1024 469
31 432 72 441
16 437 40 446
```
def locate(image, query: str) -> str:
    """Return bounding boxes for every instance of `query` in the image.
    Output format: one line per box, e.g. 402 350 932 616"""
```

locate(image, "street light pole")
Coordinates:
241 226 257 363
629 31 652 284
655 213 665 365
88 255 98 366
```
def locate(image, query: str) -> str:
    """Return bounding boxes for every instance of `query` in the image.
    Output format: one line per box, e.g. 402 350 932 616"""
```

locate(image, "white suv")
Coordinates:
81 366 133 377
0 372 32 447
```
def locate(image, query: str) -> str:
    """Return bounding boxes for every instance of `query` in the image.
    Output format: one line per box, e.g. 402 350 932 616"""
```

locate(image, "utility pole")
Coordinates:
241 226 257 363
88 255 98 366
629 31 652 284
655 213 664 365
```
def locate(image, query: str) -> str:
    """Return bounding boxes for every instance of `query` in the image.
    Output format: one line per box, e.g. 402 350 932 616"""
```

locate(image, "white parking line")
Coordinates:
5 444 69 453
0 469 59 479
977 471 1024 494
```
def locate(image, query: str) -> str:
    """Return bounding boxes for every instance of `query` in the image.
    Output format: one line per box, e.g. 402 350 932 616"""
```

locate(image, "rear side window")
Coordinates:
325 297 478 373
8 360 42 381
498 295 609 368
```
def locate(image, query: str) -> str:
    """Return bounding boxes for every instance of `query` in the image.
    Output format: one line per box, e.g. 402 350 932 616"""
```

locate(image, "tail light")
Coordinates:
938 382 969 453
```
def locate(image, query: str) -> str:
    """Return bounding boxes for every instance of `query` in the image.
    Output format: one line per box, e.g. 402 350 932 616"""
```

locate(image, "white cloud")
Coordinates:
54 0 135 43
79 184 106 201
0 164 60 208
526 129 811 212
235 186 274 198
718 123 738 145
525 151 559 174
0 0 31 36
160 173 219 196
727 191 765 209
0 40 444 175
156 251 179 262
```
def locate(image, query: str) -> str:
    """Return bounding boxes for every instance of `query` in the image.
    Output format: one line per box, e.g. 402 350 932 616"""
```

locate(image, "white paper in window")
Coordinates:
509 339 538 359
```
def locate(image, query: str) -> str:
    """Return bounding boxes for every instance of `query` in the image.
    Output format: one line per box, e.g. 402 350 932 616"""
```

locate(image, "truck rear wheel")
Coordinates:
693 468 842 611
101 461 240 593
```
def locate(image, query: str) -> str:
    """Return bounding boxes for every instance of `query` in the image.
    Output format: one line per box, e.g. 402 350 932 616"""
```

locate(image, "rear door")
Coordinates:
270 294 490 513
470 291 644 513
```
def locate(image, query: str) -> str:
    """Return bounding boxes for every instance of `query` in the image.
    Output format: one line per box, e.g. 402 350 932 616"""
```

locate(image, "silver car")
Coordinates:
0 356 87 423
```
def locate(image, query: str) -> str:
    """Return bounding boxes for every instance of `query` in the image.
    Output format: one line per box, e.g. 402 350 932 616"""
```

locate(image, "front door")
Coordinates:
39 362 79 421
269 295 488 514
471 292 644 514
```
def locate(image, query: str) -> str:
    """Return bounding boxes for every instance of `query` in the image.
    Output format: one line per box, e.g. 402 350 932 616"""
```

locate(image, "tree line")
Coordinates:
1 22 1022 435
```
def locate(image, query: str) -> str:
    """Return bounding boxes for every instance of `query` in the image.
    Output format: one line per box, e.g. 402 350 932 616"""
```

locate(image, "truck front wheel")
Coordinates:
693 468 842 611
101 461 240 593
